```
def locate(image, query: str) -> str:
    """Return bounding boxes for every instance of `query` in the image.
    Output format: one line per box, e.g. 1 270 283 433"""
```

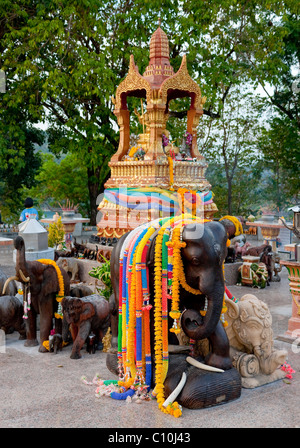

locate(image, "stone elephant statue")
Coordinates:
225 293 287 387
56 258 79 282
0 295 26 339
2 236 70 352
108 217 242 410
61 294 112 359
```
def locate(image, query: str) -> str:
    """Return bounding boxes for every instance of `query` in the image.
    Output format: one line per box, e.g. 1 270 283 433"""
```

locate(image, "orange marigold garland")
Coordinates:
166 226 185 334
37 258 65 319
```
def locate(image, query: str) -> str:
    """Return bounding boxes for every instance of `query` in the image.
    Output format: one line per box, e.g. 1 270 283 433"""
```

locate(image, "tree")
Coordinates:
0 115 43 222
200 89 264 215
0 2 44 222
256 7 300 129
257 115 300 211
28 151 90 216
1 0 298 223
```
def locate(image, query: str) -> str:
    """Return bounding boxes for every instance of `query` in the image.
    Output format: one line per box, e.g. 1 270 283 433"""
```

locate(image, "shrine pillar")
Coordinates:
145 101 167 160
111 108 130 162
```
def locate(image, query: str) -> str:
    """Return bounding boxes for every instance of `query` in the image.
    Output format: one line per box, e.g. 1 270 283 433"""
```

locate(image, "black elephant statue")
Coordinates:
61 294 112 359
49 333 63 354
0 295 26 339
108 217 241 411
70 284 94 298
2 236 70 352
86 332 97 354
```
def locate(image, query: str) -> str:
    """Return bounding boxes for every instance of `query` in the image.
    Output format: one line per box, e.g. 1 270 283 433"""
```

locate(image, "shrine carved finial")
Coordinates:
114 55 152 110
159 55 203 109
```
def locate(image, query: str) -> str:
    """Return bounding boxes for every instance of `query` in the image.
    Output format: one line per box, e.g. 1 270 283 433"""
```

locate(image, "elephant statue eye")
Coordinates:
191 257 201 266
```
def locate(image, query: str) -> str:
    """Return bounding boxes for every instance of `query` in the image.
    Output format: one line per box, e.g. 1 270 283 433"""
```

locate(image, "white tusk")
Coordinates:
19 269 30 283
186 356 224 373
162 372 187 408
2 276 19 295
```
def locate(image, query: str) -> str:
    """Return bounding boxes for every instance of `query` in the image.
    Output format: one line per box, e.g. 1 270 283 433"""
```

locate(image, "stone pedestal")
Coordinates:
279 259 300 342
224 262 242 286
13 247 55 263
246 220 285 252
0 237 13 255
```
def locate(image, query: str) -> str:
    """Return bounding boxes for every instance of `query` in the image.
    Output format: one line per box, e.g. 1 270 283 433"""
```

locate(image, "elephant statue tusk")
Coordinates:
2 276 19 295
186 356 225 373
19 269 30 283
162 372 187 408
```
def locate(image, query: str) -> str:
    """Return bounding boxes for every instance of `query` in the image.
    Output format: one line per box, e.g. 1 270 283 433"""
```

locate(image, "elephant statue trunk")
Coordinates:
181 284 224 342
179 224 229 352
253 345 287 375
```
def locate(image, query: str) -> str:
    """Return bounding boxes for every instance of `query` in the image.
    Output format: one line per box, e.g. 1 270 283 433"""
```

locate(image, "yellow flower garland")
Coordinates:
167 226 186 332
153 215 187 416
219 215 243 236
152 214 202 416
177 187 200 215
128 146 138 157
167 156 174 189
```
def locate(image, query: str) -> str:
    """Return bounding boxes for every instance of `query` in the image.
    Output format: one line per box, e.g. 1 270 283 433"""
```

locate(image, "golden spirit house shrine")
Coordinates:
97 25 217 240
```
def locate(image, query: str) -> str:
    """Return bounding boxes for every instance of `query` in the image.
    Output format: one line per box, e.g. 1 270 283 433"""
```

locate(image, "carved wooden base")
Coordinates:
106 352 242 409
164 354 241 409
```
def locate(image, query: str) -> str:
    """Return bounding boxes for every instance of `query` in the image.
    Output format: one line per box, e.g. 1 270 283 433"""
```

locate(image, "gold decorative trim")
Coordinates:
115 55 152 109
159 55 202 108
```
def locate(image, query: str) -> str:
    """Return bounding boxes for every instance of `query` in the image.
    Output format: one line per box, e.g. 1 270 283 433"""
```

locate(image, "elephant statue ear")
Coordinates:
61 296 70 310
225 297 240 320
80 301 95 321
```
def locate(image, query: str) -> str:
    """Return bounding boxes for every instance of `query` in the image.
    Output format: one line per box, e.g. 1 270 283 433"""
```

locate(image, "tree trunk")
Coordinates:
227 177 232 215
87 167 100 226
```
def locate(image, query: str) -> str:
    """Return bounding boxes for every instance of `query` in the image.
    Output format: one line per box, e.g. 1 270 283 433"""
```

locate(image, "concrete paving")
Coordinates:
0 245 299 430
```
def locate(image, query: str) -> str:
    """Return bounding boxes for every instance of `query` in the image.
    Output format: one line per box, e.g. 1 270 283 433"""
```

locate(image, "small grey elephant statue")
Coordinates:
61 294 111 359
57 258 79 282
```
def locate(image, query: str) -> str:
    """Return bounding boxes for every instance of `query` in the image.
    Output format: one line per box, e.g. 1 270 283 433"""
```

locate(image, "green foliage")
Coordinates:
0 121 44 223
200 88 265 215
257 115 300 210
89 256 112 300
28 151 90 217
